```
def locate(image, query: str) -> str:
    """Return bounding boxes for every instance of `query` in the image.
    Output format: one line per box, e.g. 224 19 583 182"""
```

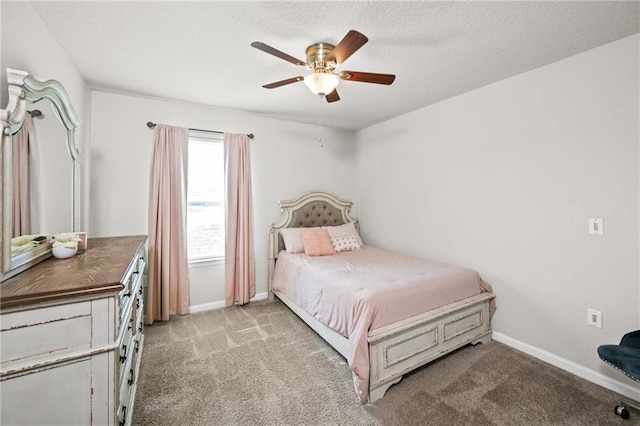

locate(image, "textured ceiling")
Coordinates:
29 1 639 131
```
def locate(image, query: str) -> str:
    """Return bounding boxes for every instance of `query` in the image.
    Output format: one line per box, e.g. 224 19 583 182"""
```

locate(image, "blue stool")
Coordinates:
598 330 640 420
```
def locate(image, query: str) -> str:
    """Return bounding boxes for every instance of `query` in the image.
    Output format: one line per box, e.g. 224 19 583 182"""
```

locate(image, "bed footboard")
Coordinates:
367 292 494 403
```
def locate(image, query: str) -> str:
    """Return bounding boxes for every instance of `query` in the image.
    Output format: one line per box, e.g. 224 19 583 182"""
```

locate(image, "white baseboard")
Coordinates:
492 332 640 402
189 292 269 314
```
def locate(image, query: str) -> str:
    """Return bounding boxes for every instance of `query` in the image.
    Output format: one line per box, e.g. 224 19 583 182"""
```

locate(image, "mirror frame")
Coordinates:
1 68 81 281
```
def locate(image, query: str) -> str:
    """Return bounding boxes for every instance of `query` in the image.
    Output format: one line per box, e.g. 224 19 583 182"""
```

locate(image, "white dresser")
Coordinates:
0 235 147 426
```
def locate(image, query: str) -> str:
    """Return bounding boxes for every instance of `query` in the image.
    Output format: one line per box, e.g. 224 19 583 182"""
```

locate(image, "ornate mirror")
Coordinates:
0 68 81 281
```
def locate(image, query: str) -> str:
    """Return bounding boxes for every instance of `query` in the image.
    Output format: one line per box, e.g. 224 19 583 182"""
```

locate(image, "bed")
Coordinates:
268 190 495 403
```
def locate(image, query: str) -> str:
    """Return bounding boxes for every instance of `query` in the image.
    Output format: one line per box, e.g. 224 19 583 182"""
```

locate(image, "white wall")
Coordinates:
1 1 91 231
90 91 355 308
355 35 639 387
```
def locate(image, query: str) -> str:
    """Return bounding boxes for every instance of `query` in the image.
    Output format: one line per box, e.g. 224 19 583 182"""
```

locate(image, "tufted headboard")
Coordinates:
267 190 358 294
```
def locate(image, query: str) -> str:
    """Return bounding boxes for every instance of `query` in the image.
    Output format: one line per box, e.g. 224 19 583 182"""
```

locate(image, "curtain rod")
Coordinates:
146 121 254 139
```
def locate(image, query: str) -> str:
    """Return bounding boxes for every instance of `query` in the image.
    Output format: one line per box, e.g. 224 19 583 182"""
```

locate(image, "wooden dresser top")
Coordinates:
0 235 147 311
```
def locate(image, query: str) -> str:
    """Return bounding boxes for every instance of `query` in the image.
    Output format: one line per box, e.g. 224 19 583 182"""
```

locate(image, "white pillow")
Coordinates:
280 228 307 254
331 235 361 252
323 222 363 245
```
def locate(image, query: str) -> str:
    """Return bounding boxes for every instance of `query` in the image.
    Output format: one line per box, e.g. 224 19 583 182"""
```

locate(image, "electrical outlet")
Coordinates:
587 308 603 329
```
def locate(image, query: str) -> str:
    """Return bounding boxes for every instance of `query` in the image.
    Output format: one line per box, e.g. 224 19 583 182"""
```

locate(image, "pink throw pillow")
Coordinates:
300 228 336 256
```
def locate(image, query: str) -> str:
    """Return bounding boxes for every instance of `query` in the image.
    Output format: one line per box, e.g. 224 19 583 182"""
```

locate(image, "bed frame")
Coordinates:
268 190 495 403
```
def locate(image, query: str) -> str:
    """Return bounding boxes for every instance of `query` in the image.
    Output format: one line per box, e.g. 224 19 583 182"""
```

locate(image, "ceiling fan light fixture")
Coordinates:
252 30 395 102
303 72 339 96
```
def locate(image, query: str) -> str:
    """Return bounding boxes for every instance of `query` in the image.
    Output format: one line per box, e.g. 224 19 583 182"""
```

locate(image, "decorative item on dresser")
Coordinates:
0 235 147 426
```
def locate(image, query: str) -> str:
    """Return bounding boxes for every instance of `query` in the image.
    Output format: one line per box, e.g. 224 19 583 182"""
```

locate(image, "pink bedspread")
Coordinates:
271 245 492 403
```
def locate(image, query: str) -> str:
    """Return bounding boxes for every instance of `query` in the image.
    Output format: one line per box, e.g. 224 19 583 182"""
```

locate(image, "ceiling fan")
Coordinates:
251 30 395 103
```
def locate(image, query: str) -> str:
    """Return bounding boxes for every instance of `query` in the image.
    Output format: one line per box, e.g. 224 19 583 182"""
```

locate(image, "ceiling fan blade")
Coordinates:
331 30 368 65
339 71 396 85
251 41 308 67
325 89 340 103
262 76 304 89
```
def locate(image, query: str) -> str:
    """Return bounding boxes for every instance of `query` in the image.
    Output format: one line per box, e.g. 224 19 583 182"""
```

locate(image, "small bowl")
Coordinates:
52 245 78 259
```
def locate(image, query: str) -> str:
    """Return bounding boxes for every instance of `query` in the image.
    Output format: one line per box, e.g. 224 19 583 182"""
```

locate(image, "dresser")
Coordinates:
0 235 147 426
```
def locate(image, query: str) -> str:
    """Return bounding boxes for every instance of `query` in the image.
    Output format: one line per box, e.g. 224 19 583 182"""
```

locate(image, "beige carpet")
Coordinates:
132 300 633 425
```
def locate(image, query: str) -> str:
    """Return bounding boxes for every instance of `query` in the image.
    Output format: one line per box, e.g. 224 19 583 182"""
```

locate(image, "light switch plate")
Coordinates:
588 218 604 236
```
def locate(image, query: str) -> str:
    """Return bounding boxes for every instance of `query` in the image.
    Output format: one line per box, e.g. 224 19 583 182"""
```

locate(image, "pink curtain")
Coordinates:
146 125 190 325
12 116 34 237
224 133 255 307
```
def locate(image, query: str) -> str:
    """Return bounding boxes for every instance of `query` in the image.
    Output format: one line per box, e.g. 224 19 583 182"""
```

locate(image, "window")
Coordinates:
186 131 224 262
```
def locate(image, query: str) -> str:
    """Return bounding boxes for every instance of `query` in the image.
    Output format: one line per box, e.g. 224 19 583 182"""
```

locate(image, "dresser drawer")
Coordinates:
118 271 141 319
135 290 144 335
1 302 92 370
117 280 143 382
117 328 133 383
117 333 141 426
118 337 140 395
117 251 145 335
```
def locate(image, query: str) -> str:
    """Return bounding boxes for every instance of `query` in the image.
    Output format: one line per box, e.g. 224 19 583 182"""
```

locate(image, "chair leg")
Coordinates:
615 400 640 420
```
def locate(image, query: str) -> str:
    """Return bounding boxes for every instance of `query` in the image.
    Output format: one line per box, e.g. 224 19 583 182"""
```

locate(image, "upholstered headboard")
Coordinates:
267 190 358 294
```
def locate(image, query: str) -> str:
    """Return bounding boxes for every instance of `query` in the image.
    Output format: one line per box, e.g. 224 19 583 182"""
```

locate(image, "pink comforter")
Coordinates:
271 245 492 403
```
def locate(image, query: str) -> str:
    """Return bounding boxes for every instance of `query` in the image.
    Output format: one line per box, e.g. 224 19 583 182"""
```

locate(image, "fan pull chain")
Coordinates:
317 95 324 148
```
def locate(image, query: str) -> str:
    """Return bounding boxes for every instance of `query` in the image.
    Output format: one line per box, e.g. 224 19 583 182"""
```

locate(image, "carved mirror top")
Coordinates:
4 69 80 158
1 68 81 281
